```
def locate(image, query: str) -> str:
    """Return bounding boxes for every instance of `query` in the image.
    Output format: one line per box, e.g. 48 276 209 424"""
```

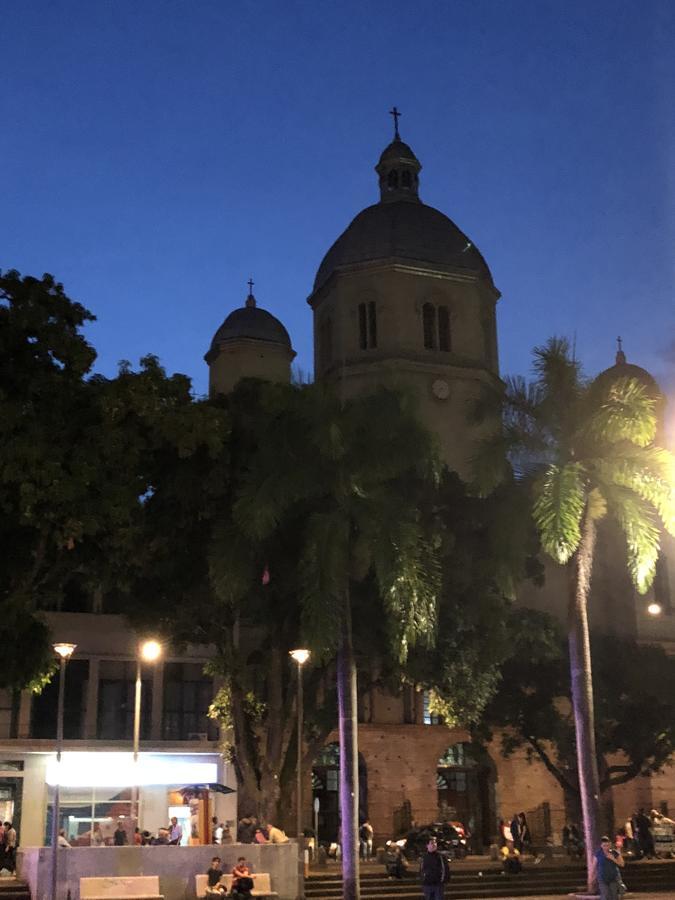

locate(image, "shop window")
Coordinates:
162 663 217 741
97 661 151 740
31 659 89 739
358 301 377 350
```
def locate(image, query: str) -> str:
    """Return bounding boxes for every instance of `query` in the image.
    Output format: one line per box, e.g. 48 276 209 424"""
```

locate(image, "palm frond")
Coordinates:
532 337 584 407
594 447 675 537
605 486 662 593
532 463 586 563
587 377 657 448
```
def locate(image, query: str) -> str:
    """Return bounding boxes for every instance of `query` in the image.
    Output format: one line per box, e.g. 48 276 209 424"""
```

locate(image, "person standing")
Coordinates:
594 836 625 900
169 816 183 846
360 820 374 861
419 838 450 900
113 821 128 846
510 814 521 852
635 808 655 858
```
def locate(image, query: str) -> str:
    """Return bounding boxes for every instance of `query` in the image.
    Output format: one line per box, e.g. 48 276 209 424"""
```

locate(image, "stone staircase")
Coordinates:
306 859 675 898
0 879 31 900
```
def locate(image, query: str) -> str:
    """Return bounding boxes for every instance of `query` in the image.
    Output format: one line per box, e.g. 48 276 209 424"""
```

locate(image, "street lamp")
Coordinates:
290 649 310 896
51 642 76 900
132 640 163 827
648 602 662 616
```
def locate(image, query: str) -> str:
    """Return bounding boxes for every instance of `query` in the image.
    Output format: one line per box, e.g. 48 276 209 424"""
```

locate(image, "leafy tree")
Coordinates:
0 269 224 691
482 612 675 823
474 337 675 890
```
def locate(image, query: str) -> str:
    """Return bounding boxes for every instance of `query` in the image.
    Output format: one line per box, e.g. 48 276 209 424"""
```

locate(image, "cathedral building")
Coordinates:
208 120 675 847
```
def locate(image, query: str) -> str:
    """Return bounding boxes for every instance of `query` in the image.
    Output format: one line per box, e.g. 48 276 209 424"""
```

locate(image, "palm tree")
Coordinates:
234 381 441 900
474 338 675 892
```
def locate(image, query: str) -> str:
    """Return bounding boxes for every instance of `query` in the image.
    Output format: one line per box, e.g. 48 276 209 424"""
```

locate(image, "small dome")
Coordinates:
205 292 292 363
313 200 493 292
595 343 661 397
377 138 419 166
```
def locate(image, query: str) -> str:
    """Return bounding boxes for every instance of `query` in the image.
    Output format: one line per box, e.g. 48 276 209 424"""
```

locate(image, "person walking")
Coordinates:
594 835 625 900
419 838 450 900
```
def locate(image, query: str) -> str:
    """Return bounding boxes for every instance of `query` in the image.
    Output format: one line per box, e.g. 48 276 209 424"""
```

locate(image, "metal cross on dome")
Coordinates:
247 278 254 294
389 106 401 139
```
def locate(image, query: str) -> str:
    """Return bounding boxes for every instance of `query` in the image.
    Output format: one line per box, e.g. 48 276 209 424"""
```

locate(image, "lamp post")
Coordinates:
290 649 310 897
132 640 162 828
51 642 76 900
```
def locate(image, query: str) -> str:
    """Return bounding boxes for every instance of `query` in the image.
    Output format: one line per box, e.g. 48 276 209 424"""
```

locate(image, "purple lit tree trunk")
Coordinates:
567 513 601 894
337 592 360 900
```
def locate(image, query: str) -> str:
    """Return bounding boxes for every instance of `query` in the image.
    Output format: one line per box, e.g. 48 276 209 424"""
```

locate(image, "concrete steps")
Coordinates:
0 879 31 900
307 860 675 899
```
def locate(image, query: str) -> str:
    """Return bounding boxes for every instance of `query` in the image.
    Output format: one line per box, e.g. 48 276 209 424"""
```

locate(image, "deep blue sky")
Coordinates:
2 0 673 440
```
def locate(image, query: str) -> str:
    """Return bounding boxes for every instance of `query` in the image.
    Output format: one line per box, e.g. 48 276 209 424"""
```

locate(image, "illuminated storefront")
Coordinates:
13 751 234 847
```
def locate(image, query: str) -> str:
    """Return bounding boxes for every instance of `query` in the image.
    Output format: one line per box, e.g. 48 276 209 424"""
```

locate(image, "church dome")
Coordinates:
595 343 660 397
205 290 292 363
313 200 493 292
312 122 493 292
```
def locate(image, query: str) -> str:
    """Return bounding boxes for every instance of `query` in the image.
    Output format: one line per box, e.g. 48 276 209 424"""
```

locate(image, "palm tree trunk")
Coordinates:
567 512 601 893
337 588 360 900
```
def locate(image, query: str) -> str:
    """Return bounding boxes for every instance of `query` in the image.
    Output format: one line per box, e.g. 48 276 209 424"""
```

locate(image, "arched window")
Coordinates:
358 301 377 349
438 306 450 352
422 303 435 349
387 170 399 189
401 171 412 188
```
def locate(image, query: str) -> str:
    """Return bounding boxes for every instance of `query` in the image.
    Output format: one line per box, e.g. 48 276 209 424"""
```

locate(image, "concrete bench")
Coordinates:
81 876 164 900
195 873 277 898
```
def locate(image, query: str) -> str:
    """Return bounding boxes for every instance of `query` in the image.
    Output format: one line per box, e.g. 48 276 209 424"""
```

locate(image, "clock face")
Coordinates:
432 378 450 400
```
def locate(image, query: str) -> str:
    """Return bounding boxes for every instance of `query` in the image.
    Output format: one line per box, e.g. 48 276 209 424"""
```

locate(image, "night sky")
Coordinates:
2 0 673 442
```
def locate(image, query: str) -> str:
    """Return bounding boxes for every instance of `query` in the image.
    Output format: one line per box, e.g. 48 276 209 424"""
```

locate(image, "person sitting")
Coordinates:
501 840 522 874
384 843 408 880
57 829 71 848
206 857 227 895
231 857 254 895
254 827 268 844
267 824 289 844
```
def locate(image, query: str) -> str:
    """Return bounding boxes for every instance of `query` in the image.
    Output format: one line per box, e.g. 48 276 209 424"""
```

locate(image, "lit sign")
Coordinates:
45 753 218 787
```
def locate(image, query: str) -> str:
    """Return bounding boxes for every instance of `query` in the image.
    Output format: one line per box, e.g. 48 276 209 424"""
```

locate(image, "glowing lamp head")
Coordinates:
289 648 310 666
53 643 77 659
140 639 162 662
647 602 662 616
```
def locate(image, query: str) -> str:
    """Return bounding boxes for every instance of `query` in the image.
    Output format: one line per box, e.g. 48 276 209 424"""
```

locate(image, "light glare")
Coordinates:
140 639 162 661
647 602 662 616
46 752 217 787
290 648 310 665
53 643 77 659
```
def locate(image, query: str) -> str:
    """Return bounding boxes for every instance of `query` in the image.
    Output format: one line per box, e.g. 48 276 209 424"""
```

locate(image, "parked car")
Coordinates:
392 821 468 860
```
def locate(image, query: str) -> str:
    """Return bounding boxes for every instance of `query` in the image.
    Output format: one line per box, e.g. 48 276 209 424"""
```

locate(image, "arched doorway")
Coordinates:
312 742 367 844
437 743 495 851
